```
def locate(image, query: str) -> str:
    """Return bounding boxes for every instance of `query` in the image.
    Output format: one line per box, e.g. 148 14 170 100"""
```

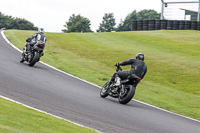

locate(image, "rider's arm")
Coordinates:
119 58 135 66
26 33 38 42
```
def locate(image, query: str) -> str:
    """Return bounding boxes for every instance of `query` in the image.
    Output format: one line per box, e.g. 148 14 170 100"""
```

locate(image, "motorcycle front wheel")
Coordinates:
100 81 110 98
28 51 39 66
20 53 25 63
118 85 135 104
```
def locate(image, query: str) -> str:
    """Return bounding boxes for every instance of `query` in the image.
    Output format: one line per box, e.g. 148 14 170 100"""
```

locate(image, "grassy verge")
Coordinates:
0 97 97 133
4 30 200 121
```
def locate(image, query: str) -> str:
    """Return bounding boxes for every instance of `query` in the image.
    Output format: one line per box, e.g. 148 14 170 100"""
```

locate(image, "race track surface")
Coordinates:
0 31 200 133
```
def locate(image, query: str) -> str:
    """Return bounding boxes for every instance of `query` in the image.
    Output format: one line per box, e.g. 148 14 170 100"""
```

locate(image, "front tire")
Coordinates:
100 81 110 98
20 53 25 63
28 52 39 66
118 85 135 104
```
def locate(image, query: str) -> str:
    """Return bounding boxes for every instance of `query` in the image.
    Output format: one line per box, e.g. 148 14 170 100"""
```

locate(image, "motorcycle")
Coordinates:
20 40 45 66
100 65 141 104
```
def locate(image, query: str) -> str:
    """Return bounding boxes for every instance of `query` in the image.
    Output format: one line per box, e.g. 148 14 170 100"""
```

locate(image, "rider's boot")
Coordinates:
40 51 44 57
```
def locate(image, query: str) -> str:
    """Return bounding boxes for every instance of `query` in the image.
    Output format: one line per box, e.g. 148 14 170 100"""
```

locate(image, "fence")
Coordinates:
132 20 200 31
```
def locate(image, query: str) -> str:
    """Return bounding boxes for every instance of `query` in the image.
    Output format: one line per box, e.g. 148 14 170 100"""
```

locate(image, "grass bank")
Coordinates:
0 97 97 133
4 30 200 121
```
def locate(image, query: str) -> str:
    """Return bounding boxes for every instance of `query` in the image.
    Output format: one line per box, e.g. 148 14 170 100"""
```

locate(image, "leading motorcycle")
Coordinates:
20 40 45 66
100 66 141 104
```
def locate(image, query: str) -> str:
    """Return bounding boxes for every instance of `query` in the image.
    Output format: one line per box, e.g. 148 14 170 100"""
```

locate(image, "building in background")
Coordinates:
161 0 200 21
180 8 198 21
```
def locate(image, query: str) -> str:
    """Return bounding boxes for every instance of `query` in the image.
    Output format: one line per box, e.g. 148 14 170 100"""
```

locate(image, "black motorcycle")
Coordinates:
20 40 45 66
100 66 141 104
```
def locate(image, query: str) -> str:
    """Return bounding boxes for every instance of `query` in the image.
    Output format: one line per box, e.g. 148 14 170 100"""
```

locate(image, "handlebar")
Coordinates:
116 65 122 72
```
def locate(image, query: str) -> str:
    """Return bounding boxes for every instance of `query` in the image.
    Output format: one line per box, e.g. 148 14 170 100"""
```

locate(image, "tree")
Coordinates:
97 13 116 32
62 14 92 33
0 12 37 30
116 9 160 31
116 10 137 31
137 9 160 20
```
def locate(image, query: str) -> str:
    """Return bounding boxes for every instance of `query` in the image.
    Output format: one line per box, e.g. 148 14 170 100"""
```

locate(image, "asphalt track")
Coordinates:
0 31 200 133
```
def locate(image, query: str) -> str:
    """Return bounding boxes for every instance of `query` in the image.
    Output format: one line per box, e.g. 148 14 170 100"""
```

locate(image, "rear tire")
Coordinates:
28 52 39 66
100 81 110 98
118 85 135 104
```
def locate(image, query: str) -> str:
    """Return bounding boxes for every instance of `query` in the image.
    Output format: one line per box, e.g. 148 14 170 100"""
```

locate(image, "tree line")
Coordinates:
0 12 37 30
63 9 160 33
0 9 160 32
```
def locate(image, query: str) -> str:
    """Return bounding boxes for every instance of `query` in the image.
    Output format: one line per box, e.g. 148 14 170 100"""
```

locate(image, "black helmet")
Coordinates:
136 53 144 61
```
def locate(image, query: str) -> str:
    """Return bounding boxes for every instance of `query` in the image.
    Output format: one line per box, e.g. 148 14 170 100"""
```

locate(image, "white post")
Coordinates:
198 0 200 21
161 0 164 19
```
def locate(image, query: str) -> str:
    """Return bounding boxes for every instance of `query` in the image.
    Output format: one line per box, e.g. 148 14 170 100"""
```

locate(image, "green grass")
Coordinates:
0 97 97 133
4 30 200 122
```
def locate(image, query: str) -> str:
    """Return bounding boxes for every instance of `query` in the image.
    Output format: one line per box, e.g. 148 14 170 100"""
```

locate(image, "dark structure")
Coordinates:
132 19 200 31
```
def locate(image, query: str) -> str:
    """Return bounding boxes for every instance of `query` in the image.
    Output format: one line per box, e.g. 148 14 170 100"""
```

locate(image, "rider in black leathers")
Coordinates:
112 53 147 86
24 28 46 57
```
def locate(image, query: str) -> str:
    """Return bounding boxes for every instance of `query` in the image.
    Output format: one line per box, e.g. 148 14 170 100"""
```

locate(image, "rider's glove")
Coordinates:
115 63 120 67
26 38 31 42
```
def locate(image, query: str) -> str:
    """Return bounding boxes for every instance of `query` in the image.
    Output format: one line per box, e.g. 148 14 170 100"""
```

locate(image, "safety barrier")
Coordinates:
132 20 200 31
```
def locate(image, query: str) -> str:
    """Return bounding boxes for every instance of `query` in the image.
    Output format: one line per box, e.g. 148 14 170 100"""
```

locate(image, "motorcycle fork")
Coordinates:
120 85 125 94
27 52 33 62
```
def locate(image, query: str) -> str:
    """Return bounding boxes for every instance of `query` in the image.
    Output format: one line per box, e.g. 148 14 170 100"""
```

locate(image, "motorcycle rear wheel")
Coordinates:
100 81 110 98
28 51 39 66
118 85 135 104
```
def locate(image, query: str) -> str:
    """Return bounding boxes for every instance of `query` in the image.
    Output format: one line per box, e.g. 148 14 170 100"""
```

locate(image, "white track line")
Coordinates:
1 30 200 125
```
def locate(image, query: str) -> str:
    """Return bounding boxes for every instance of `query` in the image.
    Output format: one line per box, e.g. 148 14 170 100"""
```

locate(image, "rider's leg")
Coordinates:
114 75 121 86
110 73 121 87
114 71 131 86
108 73 118 86
25 43 30 52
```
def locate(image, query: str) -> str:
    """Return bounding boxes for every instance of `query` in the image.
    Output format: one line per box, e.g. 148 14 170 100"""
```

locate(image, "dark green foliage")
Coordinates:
116 9 160 31
97 13 116 32
0 12 37 30
62 14 93 33
137 9 160 20
116 10 137 32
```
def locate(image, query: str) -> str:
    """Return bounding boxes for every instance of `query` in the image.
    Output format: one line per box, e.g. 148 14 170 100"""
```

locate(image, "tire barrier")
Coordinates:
161 20 167 29
191 21 197 30
184 21 191 30
167 20 173 30
148 20 155 30
197 21 200 30
132 20 200 31
137 20 143 31
173 20 179 30
143 20 149 30
179 20 185 30
155 20 161 30
132 20 137 31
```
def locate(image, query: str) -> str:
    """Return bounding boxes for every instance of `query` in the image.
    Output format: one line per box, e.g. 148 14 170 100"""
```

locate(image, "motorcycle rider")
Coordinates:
24 28 46 57
111 53 147 86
